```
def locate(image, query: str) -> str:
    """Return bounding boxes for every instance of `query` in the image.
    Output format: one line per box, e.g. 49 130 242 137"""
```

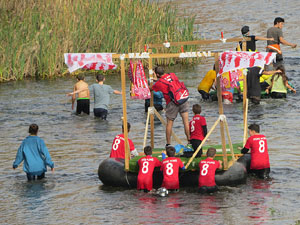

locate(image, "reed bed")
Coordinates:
0 0 198 81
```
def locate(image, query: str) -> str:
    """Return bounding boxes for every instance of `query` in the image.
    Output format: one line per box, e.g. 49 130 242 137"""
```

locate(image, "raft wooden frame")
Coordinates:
111 37 249 171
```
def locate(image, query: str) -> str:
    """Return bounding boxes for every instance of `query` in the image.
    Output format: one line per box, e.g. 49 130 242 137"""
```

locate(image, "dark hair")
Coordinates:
29 124 39 135
96 74 104 82
166 146 175 157
122 122 131 132
272 65 287 85
274 17 284 25
76 74 85 80
154 66 165 76
248 124 260 133
241 26 250 35
206 147 216 157
192 104 202 114
144 146 152 155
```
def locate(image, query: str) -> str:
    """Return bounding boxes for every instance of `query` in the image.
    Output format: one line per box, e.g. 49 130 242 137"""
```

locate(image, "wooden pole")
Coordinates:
153 108 184 145
224 119 236 165
120 58 130 171
185 117 221 169
215 53 228 169
143 110 150 148
148 49 154 149
242 69 248 146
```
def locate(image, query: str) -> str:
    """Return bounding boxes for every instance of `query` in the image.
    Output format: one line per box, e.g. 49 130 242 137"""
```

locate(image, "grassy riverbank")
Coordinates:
0 0 198 81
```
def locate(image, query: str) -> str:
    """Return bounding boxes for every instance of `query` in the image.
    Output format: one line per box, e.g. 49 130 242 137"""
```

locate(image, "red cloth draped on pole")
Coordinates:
128 60 151 100
218 51 276 90
64 53 117 73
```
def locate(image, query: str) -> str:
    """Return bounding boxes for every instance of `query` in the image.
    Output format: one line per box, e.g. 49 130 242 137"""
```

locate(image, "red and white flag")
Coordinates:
218 51 276 76
64 53 117 73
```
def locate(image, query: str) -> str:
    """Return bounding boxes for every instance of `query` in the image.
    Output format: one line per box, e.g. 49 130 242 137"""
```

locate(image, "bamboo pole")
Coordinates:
242 69 248 146
148 49 154 148
185 117 221 169
143 110 150 148
153 108 184 145
215 53 228 169
120 58 130 171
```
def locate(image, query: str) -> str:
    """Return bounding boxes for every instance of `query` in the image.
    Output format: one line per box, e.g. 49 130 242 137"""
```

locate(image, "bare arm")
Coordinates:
279 37 297 48
263 70 281 75
113 90 122 95
71 86 76 110
67 87 89 96
218 160 223 169
255 36 274 41
285 81 296 93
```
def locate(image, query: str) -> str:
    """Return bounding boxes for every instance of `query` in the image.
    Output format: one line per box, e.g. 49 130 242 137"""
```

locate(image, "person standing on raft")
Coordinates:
137 146 162 192
110 122 138 159
151 66 190 147
241 124 270 179
12 124 54 181
198 148 222 194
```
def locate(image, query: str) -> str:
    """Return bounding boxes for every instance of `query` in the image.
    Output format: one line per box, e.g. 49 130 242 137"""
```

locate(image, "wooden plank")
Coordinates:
148 49 154 149
112 52 217 59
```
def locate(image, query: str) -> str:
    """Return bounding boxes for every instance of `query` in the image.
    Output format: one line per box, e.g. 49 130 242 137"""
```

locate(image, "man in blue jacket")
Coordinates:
13 124 54 181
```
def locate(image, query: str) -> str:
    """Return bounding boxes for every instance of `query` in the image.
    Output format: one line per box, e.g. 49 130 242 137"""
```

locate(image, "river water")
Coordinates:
1 0 300 224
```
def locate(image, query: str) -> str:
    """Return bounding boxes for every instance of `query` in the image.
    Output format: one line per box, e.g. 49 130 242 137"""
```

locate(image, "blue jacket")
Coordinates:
145 91 164 105
13 136 54 175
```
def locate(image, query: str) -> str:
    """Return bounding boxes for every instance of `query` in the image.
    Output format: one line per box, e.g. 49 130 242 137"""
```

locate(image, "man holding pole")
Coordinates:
151 66 190 146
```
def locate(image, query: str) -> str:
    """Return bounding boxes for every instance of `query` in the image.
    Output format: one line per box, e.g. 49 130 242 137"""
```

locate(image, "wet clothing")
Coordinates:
247 67 263 104
89 84 114 117
93 108 108 120
165 101 189 121
161 157 185 190
110 134 136 159
13 136 54 177
239 35 257 51
242 134 270 170
76 98 90 115
267 27 284 64
198 158 220 188
198 70 216 97
145 91 164 112
198 185 218 194
27 173 45 181
137 156 162 191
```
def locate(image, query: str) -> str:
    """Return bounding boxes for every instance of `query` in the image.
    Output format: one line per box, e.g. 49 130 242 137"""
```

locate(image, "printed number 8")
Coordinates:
259 140 265 153
201 164 209 176
166 163 173 175
142 161 149 174
113 139 121 150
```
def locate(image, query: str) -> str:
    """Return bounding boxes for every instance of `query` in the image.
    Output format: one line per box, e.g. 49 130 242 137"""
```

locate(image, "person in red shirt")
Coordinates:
161 146 185 191
241 124 270 179
109 122 138 159
198 148 222 194
189 104 207 157
152 66 190 147
137 146 162 192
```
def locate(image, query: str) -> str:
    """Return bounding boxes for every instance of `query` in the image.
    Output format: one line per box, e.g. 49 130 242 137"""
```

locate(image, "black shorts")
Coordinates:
198 90 210 100
76 99 90 115
271 92 286 99
198 185 218 194
190 139 203 157
94 108 108 120
250 168 270 179
26 172 45 181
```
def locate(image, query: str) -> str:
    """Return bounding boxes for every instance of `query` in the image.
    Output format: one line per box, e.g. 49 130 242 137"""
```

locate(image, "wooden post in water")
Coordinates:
148 49 155 149
120 57 130 171
215 53 228 169
241 39 248 145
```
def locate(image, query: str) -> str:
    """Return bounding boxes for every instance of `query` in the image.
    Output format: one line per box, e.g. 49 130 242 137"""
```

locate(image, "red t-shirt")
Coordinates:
109 134 135 159
152 73 178 105
245 134 270 170
198 158 220 187
137 155 162 191
189 114 207 140
161 157 184 189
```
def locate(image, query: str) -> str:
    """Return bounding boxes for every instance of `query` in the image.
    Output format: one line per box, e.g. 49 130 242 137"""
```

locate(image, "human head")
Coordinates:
29 124 39 135
192 104 202 115
241 26 250 36
248 124 259 135
154 66 165 78
274 17 284 25
166 146 175 157
96 74 105 82
206 147 216 158
122 122 131 133
275 65 286 75
76 74 85 81
144 146 152 156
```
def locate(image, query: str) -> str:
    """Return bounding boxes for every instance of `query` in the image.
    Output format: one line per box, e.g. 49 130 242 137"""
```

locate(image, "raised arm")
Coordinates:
255 36 274 41
279 37 297 48
113 90 122 95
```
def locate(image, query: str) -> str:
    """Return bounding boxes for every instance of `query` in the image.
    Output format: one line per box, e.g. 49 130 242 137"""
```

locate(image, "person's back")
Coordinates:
161 146 185 190
198 69 216 100
73 75 90 115
241 124 270 179
110 123 138 159
137 146 162 192
198 148 222 194
13 124 54 181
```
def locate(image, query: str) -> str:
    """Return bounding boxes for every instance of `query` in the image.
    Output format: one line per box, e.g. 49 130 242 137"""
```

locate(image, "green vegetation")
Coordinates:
0 0 198 81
